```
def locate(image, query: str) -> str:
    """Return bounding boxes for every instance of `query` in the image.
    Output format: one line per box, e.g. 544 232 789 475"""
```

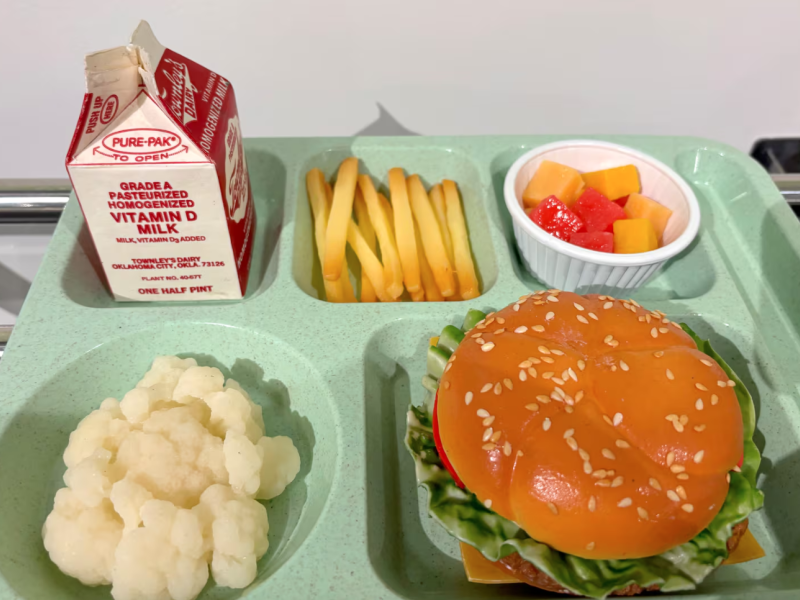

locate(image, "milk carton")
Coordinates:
66 21 255 301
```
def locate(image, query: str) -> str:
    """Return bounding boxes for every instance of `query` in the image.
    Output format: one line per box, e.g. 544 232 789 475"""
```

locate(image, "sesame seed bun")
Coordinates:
436 291 743 560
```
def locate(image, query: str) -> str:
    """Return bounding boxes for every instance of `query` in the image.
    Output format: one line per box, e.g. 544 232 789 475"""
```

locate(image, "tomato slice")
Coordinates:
432 391 465 489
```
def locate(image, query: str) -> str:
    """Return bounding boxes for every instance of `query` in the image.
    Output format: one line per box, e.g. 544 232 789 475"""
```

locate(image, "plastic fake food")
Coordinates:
523 161 673 254
407 291 764 598
306 159 480 303
42 356 301 600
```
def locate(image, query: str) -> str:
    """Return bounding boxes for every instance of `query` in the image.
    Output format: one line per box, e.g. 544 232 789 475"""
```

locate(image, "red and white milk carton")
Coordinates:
66 21 255 301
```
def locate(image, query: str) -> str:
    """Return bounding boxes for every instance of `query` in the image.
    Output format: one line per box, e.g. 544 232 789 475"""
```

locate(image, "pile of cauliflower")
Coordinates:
43 356 301 600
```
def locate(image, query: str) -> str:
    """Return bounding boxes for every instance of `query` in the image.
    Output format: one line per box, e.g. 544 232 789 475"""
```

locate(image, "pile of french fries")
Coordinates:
306 157 480 302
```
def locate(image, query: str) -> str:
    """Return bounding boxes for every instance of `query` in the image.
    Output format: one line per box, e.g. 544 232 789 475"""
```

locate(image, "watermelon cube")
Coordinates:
614 195 629 208
572 188 627 233
570 231 614 253
528 196 585 241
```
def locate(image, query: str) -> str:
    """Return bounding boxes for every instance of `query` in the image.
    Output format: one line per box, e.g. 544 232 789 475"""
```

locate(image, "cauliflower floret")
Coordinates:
137 356 198 391
43 488 123 585
63 403 132 469
112 500 208 600
223 432 262 497
63 447 114 508
172 367 224 405
193 485 269 589
256 436 301 500
205 388 263 443
224 379 265 433
110 477 154 534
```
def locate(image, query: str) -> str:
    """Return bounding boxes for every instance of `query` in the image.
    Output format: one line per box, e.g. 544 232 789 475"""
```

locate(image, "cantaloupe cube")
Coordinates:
522 160 585 208
623 193 673 243
613 219 658 253
581 165 640 200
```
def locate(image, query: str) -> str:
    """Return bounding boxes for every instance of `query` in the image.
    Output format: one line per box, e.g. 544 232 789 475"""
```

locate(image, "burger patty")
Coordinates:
494 520 749 597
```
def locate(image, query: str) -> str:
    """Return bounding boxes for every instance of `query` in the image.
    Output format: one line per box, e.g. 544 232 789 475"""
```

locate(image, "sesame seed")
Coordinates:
673 420 685 433
519 370 528 382
542 356 555 364
566 437 579 451
583 461 593 474
578 360 586 371
671 465 686 473
481 342 495 352
543 418 551 431
727 380 736 387
547 295 559 303
552 349 565 356
602 448 616 460
503 442 512 456
482 443 496 450
577 315 589 324
603 415 613 426
676 485 687 500
651 327 658 338
679 414 689 425
659 328 669 334
494 383 502 395
445 363 452 373
565 406 574 413
649 478 662 491
484 499 493 508
443 381 451 390
564 428 575 439
486 317 495 324
603 302 613 309
654 351 664 358
589 312 599 321
482 428 493 442
717 380 726 388
696 383 708 391
491 430 502 442
547 502 558 515
545 312 555 321
513 304 520 312
623 302 631 310
525 403 539 412
553 386 566 399
637 507 649 520
528 367 538 378
542 371 554 380
552 377 566 385
711 394 718 405
481 383 492 393
616 439 630 449
638 316 646 322
592 469 608 479
682 504 694 513
588 496 597 512
517 450 524 457
586 542 596 550
694 424 706 432
575 390 584 402
666 369 674 380
596 479 611 487
598 295 607 300
727 474 731 483
496 317 505 324
465 391 474 405
471 333 482 338
611 365 618 372
604 335 613 344
667 490 680 502
515 326 528 334
482 416 495 426
620 360 629 372
579 449 591 461
613 413 623 426
665 414 678 421
532 325 545 332
477 409 490 418
667 451 675 466
503 378 513 390
536 394 550 403
618 497 632 508
475 337 485 345
677 473 690 480
611 476 624 488
494 328 505 335
538 345 551 355
573 302 585 311
694 450 705 463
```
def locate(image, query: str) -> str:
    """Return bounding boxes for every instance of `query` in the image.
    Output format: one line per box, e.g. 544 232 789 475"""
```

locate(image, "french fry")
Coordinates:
358 176 404 299
388 168 421 293
323 178 357 302
306 169 347 302
324 157 359 281
407 175 455 297
429 183 455 265
414 218 444 301
354 188 377 302
442 180 480 300
346 220 392 302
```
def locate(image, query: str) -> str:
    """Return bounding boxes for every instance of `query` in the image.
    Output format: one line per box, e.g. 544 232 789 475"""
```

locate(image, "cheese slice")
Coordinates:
460 532 765 585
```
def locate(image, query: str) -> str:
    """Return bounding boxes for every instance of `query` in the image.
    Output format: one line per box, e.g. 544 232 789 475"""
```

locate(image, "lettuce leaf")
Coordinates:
405 319 764 599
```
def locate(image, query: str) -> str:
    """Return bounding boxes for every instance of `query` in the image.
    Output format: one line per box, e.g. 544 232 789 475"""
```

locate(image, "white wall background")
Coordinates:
3 0 800 179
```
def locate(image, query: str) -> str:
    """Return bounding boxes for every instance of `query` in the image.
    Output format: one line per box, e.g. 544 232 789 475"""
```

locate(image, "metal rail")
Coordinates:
0 179 71 223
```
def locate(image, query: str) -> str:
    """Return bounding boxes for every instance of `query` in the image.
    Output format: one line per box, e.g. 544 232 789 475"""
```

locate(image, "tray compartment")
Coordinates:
0 323 336 600
292 145 498 302
60 144 287 308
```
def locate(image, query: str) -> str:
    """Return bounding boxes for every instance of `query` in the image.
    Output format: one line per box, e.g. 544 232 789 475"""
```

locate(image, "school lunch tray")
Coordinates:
0 135 799 600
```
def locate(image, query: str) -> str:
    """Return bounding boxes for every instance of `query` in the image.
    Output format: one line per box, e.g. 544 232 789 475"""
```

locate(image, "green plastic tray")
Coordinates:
0 135 799 600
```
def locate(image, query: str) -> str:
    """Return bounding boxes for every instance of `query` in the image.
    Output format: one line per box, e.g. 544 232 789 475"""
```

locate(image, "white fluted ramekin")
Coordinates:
503 140 700 295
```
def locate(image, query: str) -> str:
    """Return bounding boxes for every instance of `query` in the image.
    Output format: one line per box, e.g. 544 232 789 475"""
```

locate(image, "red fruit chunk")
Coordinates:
570 231 614 253
528 195 585 241
573 188 627 233
433 391 465 488
615 195 630 208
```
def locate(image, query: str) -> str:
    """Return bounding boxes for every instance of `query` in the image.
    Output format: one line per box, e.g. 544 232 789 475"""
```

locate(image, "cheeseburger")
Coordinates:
407 290 763 598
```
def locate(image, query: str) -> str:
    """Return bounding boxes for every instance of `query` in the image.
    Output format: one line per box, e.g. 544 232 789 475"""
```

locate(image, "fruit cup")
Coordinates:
503 140 700 295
